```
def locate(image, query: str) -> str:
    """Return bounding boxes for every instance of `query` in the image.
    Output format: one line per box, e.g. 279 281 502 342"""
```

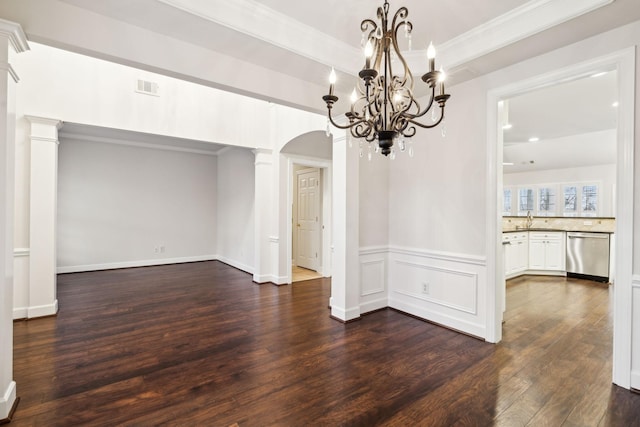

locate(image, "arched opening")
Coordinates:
280 131 332 284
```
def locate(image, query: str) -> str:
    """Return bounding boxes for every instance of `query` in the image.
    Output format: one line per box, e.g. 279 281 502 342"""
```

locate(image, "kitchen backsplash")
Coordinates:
503 216 615 233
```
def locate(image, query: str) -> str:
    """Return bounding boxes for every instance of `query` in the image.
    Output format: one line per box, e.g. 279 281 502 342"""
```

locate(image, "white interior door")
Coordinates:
296 168 320 271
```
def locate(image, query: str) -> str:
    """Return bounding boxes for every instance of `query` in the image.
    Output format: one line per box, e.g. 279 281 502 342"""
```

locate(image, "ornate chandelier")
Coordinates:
322 0 450 157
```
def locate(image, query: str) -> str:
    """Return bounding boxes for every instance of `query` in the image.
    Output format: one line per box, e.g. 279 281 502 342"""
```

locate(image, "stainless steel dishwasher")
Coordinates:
566 232 610 282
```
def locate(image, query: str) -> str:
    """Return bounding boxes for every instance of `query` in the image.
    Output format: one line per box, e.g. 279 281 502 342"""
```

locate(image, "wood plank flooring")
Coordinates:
10 262 640 426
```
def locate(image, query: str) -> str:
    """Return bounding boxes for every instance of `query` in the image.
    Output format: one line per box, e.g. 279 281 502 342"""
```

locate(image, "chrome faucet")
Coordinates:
526 210 533 229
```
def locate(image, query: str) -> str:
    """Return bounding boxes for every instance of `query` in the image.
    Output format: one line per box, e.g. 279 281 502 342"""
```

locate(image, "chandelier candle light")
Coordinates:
323 0 450 157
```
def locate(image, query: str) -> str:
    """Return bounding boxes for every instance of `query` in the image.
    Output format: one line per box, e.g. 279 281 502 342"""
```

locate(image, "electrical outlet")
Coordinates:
154 246 159 253
422 282 429 294
160 246 165 253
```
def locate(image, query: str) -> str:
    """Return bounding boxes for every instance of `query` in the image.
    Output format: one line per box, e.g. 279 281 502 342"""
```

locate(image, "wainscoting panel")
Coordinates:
359 247 388 314
387 246 487 338
632 276 640 390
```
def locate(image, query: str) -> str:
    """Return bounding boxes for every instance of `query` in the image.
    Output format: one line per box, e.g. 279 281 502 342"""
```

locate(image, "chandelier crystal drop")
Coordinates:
322 0 451 157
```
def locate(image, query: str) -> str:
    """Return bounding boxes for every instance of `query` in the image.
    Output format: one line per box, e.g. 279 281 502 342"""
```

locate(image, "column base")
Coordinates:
0 381 18 423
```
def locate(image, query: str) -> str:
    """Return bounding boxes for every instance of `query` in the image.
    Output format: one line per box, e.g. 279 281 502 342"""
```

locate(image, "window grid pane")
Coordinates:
503 189 512 215
538 187 556 216
564 186 577 216
518 188 534 213
582 185 598 215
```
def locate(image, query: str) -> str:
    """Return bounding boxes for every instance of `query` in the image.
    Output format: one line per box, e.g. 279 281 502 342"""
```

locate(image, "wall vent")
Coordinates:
135 79 159 96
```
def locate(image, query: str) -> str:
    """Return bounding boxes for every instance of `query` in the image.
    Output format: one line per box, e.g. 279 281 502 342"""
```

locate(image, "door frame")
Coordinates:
285 154 332 284
485 48 635 388
294 166 321 271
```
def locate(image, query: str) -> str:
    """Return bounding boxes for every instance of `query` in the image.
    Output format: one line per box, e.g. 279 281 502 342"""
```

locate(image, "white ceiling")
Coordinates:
504 70 618 144
503 70 618 173
1 0 637 166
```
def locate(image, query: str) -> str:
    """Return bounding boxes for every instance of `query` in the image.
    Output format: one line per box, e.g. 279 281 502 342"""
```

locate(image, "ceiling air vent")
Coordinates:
135 79 159 96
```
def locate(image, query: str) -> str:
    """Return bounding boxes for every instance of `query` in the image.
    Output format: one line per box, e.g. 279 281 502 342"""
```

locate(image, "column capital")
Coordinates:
25 116 63 144
252 148 273 166
0 19 29 53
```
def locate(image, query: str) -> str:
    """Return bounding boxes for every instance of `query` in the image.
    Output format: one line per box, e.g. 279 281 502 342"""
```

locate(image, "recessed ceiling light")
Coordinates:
528 137 539 142
612 101 619 107
591 71 607 78
502 162 514 166
502 123 513 130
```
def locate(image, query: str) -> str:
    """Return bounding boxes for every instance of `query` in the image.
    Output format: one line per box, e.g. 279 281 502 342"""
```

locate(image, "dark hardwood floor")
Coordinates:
10 262 640 426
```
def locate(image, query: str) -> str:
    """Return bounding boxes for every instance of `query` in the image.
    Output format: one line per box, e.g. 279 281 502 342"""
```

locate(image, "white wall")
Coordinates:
358 151 390 314
15 43 326 152
388 85 488 256
56 137 218 272
216 147 255 273
504 163 617 216
15 43 272 148
384 84 489 337
359 151 390 248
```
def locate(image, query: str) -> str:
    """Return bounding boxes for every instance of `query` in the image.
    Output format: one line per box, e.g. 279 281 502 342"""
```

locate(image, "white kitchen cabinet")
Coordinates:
528 231 565 272
503 232 528 278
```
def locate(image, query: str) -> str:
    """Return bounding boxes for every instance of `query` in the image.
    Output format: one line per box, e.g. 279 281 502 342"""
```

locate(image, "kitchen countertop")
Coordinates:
502 228 614 234
502 216 615 234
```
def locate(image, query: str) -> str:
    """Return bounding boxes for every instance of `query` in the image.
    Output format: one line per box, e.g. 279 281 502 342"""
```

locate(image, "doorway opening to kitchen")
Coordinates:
488 49 635 388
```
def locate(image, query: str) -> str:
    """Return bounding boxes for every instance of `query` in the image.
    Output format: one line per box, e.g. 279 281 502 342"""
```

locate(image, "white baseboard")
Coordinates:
330 305 360 322
273 275 289 285
216 256 254 275
252 273 272 284
57 255 218 274
0 381 16 421
389 297 485 339
360 297 388 314
13 307 28 320
27 300 58 318
524 269 566 277
631 370 640 391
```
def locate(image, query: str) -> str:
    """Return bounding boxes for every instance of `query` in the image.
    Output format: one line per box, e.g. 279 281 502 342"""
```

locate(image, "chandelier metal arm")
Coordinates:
408 105 447 129
400 87 436 121
325 106 357 131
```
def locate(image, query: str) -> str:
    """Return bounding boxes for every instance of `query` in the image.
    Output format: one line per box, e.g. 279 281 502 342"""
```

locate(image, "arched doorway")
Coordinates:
280 131 332 284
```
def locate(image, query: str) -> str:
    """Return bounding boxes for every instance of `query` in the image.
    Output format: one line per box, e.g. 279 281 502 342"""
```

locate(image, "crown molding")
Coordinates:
0 18 29 53
157 0 361 74
437 0 615 70
0 61 19 83
159 0 614 78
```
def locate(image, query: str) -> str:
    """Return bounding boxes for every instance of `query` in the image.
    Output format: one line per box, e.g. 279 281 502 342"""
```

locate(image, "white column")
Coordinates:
253 148 273 283
0 19 28 422
331 132 360 321
26 116 61 318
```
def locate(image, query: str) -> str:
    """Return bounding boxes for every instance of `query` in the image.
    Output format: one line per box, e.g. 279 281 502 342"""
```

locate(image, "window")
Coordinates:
505 181 601 217
563 183 599 217
582 185 598 217
538 187 556 216
518 188 534 216
503 188 512 216
563 186 577 217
